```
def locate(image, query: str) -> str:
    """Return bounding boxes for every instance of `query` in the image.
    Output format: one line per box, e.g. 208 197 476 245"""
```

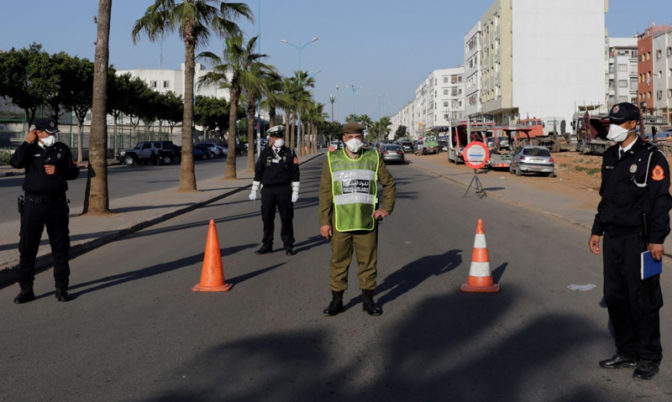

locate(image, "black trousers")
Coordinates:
18 199 71 290
603 231 663 361
260 185 294 249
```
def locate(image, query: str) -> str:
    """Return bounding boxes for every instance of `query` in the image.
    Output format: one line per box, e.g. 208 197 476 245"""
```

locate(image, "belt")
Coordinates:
24 194 67 204
604 226 641 235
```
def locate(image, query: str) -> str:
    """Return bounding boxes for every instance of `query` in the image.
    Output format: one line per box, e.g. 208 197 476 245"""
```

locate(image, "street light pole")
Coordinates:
346 84 362 116
256 0 262 160
281 36 318 156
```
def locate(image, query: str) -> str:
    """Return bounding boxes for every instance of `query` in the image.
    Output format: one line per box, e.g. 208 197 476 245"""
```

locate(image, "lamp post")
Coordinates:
256 0 262 159
281 36 318 155
346 84 362 116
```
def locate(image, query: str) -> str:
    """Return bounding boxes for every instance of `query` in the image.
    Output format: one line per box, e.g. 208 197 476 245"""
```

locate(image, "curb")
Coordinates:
0 152 324 289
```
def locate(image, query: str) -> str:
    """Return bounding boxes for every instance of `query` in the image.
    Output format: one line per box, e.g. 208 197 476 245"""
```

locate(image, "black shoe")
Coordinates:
323 291 344 316
55 289 71 302
285 247 296 256
255 246 272 255
599 354 638 369
633 359 660 380
13 289 35 304
362 289 382 316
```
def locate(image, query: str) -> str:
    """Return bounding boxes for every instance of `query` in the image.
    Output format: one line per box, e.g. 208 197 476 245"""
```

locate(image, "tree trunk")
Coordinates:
77 121 84 164
179 23 197 191
224 87 239 179
246 96 256 173
289 110 295 152
284 111 290 149
83 0 112 215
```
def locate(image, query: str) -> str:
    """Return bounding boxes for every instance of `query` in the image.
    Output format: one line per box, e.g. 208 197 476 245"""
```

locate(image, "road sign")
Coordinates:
462 141 490 169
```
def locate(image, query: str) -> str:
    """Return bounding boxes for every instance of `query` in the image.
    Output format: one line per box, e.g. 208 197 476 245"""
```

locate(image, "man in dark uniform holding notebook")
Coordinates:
589 102 672 380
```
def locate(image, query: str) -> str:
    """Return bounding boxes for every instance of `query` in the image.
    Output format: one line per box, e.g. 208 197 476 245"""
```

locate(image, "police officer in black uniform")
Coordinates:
10 118 79 304
589 103 672 380
249 127 300 255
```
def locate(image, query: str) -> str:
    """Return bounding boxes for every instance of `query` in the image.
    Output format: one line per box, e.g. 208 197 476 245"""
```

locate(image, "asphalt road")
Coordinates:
0 155 249 222
1 156 670 401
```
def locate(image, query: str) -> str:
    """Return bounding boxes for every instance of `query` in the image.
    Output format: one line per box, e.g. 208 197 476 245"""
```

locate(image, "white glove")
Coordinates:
291 181 300 203
249 181 260 201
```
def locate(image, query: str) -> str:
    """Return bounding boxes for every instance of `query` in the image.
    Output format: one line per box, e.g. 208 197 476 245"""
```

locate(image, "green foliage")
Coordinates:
0 149 12 165
317 121 343 141
194 95 229 133
395 125 408 139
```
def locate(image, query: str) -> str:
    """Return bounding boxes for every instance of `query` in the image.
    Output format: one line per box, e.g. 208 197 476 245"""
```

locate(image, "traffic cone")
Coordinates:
461 219 500 293
192 219 233 292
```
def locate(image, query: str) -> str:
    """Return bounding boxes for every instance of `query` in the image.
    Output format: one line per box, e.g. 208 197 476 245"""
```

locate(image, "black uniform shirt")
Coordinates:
10 141 80 195
592 138 672 243
254 146 300 186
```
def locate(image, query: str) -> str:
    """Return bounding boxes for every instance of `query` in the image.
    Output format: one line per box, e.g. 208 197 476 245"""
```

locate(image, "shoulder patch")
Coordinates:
293 156 298 164
651 165 665 181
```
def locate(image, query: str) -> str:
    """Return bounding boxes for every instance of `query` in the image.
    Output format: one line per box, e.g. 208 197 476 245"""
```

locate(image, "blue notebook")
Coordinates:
641 251 663 280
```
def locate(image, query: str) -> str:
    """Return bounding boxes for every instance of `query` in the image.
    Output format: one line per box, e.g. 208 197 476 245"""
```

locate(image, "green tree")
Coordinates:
59 56 94 164
84 0 112 215
394 125 407 140
0 43 58 128
133 0 252 191
242 61 276 172
194 95 229 136
199 33 264 179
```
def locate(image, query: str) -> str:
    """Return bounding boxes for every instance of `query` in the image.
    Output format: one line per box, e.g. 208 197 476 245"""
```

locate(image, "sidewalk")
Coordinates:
0 153 323 288
405 154 672 255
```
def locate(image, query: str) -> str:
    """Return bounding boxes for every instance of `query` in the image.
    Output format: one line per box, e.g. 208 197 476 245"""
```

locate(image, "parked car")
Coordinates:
192 145 208 160
509 145 555 177
117 141 180 165
197 143 223 158
380 143 405 164
398 140 413 153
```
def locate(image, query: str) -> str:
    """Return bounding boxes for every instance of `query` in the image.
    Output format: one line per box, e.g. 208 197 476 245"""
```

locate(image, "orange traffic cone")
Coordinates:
192 219 233 292
461 219 500 293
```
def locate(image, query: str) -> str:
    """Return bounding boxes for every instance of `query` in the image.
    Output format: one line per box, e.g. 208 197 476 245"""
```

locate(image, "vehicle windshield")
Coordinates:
383 144 401 150
522 148 551 157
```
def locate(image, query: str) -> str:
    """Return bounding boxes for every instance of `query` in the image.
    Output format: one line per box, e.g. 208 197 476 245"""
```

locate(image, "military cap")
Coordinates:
608 102 640 124
342 122 365 135
34 118 60 134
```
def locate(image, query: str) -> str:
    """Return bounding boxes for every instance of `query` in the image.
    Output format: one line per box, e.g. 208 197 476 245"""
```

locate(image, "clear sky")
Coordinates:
1 0 671 122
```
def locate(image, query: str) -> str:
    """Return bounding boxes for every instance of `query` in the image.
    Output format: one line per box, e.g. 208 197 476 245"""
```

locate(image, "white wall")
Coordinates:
512 0 606 124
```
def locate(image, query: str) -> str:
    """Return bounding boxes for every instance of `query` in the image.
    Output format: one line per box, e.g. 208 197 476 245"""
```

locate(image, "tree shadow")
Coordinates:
293 235 326 253
111 203 192 213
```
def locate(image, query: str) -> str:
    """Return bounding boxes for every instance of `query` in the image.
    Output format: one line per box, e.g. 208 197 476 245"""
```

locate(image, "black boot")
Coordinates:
14 288 35 304
362 290 382 316
323 291 344 316
55 288 71 302
255 245 272 254
285 246 296 256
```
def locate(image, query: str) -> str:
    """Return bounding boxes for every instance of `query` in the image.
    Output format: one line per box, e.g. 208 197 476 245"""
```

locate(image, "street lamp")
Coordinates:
346 84 362 116
281 36 318 155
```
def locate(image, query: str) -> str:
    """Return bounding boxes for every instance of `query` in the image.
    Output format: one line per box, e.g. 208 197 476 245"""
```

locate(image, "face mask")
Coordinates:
345 138 363 153
38 135 56 148
273 139 284 148
606 124 631 143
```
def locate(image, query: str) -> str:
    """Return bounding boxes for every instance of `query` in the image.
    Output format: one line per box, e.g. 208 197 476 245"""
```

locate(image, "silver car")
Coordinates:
380 144 405 164
509 146 555 177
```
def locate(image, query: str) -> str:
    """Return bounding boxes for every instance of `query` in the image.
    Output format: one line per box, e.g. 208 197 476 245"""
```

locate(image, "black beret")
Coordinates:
34 118 60 134
608 102 640 124
342 122 365 134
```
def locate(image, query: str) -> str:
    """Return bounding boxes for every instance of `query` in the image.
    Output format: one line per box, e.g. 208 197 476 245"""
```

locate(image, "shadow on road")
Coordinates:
142 285 606 402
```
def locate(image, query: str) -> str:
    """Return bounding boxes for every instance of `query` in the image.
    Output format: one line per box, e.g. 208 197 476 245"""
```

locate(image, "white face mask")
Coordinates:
272 138 284 148
38 135 57 148
606 124 631 143
345 138 363 153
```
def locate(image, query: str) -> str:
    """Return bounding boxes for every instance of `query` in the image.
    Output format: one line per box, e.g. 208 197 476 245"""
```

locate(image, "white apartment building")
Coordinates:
390 67 465 139
464 21 483 118
607 37 638 108
652 30 672 122
473 0 607 126
116 63 231 101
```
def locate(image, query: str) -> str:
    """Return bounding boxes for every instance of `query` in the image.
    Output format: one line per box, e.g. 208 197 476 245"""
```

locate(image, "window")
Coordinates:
150 80 157 88
443 101 449 107
657 90 663 100
618 64 627 72
656 49 662 59
163 80 170 88
668 47 672 57
619 95 628 102
443 89 448 95
669 89 672 99
443 77 448 83
618 80 628 88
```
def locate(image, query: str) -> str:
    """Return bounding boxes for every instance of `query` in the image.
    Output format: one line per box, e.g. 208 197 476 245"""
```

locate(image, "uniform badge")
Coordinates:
293 156 298 164
651 165 665 181
629 164 637 174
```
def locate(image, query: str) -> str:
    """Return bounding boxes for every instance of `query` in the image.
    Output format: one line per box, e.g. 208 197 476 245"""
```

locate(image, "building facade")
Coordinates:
475 0 607 126
606 37 639 109
464 21 483 118
638 25 672 122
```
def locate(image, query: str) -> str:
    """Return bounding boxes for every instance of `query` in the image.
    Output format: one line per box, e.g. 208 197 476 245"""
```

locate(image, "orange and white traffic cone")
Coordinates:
192 219 233 292
461 219 500 293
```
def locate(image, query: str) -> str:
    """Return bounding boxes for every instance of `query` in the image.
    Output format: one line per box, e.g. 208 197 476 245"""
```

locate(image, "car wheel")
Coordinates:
123 155 135 166
161 155 172 165
515 167 522 176
172 155 181 164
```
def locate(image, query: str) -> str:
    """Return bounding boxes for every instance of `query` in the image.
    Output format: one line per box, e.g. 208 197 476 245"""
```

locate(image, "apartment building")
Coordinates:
606 37 638 108
464 22 483 118
390 67 465 139
475 0 607 126
638 25 672 122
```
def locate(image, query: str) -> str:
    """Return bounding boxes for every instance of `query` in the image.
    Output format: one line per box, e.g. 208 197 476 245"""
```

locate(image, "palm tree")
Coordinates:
242 62 277 172
199 34 266 179
132 0 252 191
84 0 112 215
289 71 314 156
